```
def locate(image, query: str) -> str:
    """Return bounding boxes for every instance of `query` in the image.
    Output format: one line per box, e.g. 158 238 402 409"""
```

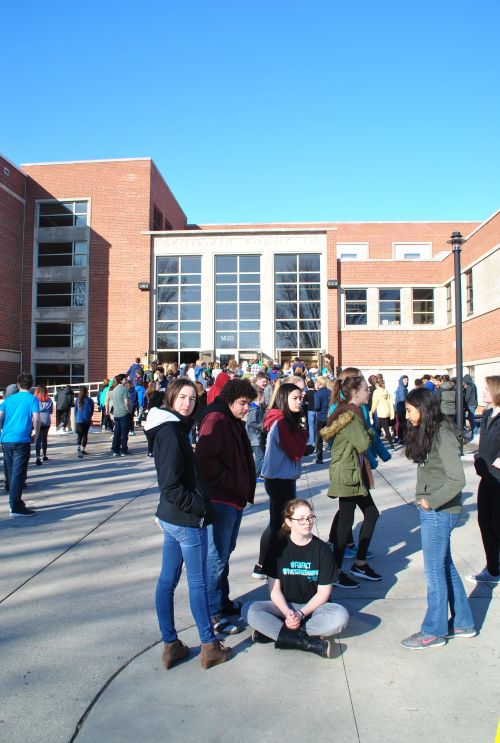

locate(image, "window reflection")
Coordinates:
274 254 321 352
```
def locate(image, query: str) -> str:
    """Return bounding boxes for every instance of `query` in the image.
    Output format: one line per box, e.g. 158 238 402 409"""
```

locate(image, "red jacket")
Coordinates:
195 400 256 508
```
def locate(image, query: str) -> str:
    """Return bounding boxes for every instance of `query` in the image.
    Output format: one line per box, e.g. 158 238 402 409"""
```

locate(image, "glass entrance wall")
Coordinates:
156 256 202 351
215 254 260 352
274 253 321 352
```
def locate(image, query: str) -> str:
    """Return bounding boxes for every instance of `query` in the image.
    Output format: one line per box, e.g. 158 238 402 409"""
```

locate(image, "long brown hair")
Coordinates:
331 366 362 404
77 385 89 409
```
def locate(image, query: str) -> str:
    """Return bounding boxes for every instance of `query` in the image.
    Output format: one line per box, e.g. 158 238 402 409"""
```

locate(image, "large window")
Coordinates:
345 289 367 325
413 288 434 324
38 241 88 267
215 255 260 350
38 201 88 228
275 254 321 350
156 256 201 350
465 270 473 315
35 363 85 386
446 283 452 324
36 282 86 308
379 289 400 325
36 322 86 348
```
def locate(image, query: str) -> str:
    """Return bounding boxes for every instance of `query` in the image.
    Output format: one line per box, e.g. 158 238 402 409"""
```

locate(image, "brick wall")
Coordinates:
0 155 25 386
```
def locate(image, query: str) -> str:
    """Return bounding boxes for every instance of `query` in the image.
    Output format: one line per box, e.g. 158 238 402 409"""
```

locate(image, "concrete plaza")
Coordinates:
1 429 498 743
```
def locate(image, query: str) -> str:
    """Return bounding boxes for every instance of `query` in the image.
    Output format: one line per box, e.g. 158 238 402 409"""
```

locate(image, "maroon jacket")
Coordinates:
195 400 256 508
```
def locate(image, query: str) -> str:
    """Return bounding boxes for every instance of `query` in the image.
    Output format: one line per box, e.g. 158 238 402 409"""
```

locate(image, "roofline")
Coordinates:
463 208 500 240
143 227 335 236
196 219 480 227
0 152 26 176
21 156 153 167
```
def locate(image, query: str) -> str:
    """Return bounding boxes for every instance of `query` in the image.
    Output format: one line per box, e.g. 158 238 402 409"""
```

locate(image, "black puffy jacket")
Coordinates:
474 409 500 484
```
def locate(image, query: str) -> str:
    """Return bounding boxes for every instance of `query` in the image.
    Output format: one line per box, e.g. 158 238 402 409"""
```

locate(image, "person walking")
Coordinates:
313 377 330 463
305 379 317 448
0 373 40 517
151 378 231 670
243 499 349 658
463 374 478 437
321 376 381 589
75 386 95 458
55 384 73 432
246 385 265 481
371 375 395 448
401 388 475 649
34 385 53 465
394 375 409 444
466 376 500 585
107 375 131 456
436 375 456 420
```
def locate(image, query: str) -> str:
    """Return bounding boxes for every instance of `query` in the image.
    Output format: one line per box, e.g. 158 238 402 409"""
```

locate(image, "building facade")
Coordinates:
0 153 498 399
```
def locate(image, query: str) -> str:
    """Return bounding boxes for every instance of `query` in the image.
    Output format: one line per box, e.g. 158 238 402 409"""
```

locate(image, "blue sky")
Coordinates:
2 0 499 224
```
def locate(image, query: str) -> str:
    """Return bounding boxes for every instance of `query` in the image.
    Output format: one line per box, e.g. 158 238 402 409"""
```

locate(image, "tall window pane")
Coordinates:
413 288 434 324
345 289 367 325
274 254 321 352
156 256 201 351
214 255 260 350
379 289 401 325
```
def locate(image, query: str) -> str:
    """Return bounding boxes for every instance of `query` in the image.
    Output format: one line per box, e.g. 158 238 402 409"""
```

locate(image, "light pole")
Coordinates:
447 231 466 452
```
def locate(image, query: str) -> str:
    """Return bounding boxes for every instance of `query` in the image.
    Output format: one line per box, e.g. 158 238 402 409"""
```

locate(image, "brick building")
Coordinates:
0 153 498 399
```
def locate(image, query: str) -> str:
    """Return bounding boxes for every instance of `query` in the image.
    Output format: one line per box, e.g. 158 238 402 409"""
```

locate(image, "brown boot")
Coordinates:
162 639 189 670
200 640 232 669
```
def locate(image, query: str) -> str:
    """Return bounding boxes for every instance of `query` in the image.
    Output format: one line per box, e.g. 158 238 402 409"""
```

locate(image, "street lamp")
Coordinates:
447 231 466 452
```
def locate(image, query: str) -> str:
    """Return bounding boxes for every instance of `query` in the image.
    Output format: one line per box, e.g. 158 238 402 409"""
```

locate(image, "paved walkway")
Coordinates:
1 429 498 743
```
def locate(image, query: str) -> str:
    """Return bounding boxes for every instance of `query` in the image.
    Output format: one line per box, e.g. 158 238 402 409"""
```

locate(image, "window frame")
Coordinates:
344 289 368 326
412 287 435 325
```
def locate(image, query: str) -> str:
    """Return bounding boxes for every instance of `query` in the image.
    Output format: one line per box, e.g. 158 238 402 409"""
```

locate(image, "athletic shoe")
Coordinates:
401 631 446 650
10 508 37 518
112 452 121 457
147 452 153 458
465 568 500 585
344 544 375 559
212 616 241 635
42 456 49 462
446 626 477 639
81 450 88 455
252 564 267 580
35 458 42 466
333 571 360 589
350 563 382 582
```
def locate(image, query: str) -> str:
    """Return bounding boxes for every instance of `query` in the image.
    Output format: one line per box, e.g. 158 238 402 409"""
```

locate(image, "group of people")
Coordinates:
1 357 498 669
142 358 500 669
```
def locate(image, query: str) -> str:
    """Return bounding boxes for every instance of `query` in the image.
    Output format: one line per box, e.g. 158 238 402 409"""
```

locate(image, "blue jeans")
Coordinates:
420 509 474 637
112 415 129 453
252 444 264 477
207 503 243 616
156 518 214 644
2 442 31 512
307 411 317 447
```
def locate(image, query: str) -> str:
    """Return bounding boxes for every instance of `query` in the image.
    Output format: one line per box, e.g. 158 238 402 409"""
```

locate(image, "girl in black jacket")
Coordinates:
468 376 500 585
152 379 231 670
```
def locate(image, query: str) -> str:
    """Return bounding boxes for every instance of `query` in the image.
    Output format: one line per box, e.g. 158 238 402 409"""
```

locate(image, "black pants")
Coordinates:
258 478 297 564
76 422 91 448
395 403 407 444
56 410 71 429
377 417 393 447
477 475 500 576
315 418 327 461
35 426 49 458
330 492 379 574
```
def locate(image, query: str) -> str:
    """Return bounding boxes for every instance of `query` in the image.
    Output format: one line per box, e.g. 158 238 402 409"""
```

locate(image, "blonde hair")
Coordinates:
486 376 500 406
266 375 305 410
315 376 327 388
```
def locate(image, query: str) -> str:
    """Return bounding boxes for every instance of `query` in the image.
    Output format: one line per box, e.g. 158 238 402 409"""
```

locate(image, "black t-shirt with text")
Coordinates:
262 535 335 604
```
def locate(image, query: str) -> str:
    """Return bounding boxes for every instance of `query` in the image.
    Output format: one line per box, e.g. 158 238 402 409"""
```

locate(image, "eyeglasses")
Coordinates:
289 515 316 525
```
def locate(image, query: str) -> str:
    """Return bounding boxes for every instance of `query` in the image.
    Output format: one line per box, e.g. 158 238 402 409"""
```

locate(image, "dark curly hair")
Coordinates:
404 387 452 464
218 378 257 406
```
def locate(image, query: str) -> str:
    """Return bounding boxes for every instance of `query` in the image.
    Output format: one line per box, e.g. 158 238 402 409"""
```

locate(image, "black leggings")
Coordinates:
35 426 50 458
329 492 379 572
477 475 500 576
76 422 91 448
258 478 297 564
377 417 393 446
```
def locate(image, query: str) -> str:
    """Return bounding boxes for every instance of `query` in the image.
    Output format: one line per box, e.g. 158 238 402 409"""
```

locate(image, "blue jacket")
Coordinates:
75 396 94 424
394 376 409 405
314 387 330 420
261 421 303 480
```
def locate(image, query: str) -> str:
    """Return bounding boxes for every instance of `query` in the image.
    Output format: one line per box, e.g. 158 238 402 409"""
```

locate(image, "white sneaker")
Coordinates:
465 568 500 584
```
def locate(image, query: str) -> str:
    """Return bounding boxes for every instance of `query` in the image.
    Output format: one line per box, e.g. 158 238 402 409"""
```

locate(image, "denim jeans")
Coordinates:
156 518 214 644
2 442 31 512
307 411 317 447
420 509 474 637
252 444 264 477
112 415 129 453
207 502 243 616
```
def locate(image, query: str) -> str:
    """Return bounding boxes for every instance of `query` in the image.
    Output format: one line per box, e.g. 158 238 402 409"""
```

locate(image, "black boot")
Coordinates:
275 625 331 658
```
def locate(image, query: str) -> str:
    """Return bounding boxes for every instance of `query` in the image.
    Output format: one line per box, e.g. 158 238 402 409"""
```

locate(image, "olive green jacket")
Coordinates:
321 411 371 498
415 422 465 514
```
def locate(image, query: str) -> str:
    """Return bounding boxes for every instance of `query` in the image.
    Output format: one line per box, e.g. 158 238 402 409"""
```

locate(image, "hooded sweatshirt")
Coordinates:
206 372 230 405
149 408 214 528
394 376 409 406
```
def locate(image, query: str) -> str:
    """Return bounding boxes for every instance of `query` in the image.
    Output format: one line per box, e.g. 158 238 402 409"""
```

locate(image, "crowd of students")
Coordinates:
1 357 498 669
